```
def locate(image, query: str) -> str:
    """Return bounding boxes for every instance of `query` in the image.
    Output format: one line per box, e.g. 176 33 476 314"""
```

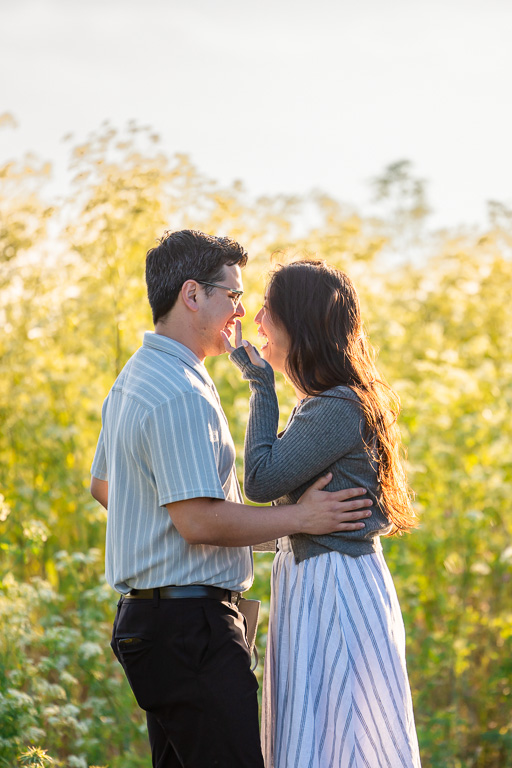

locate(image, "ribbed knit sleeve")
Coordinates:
229 347 366 503
230 346 392 561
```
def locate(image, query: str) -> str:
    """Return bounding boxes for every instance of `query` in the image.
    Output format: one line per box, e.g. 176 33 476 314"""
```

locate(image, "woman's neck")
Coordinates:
294 386 309 405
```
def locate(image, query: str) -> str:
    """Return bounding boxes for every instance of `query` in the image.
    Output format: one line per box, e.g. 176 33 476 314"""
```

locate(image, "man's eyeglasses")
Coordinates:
196 280 244 309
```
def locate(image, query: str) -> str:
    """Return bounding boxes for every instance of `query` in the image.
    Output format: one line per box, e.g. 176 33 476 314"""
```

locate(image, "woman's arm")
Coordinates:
229 346 364 503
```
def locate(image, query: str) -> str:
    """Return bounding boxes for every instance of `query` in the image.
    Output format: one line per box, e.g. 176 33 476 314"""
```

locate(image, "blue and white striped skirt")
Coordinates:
261 538 422 768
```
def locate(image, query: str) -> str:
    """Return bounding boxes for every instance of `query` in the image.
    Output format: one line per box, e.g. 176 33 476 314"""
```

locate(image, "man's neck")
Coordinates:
154 321 206 362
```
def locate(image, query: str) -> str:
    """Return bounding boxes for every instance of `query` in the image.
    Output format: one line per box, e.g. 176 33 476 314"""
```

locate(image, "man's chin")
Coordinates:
212 336 231 357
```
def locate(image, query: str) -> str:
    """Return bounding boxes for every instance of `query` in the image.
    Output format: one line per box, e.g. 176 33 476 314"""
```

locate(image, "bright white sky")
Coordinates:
1 0 511 229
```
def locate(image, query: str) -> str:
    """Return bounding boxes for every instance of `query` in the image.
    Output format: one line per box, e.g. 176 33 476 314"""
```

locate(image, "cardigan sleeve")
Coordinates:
229 346 365 504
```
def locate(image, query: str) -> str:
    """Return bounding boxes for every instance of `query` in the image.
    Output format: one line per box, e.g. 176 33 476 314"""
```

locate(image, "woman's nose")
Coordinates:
254 307 263 323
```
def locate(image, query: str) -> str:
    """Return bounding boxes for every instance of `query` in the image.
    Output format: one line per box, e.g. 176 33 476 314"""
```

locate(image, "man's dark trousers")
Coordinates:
111 593 265 768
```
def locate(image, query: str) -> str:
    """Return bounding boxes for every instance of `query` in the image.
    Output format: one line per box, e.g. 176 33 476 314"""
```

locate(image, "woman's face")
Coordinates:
254 297 290 373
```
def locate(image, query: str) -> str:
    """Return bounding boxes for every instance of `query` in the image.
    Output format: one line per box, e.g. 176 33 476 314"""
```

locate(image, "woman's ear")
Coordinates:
181 280 199 312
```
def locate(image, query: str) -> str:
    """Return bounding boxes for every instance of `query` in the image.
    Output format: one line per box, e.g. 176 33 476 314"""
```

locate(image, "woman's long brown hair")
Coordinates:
266 259 417 534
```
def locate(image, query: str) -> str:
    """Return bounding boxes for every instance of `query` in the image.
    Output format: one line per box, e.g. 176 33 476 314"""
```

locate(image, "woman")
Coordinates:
224 260 422 768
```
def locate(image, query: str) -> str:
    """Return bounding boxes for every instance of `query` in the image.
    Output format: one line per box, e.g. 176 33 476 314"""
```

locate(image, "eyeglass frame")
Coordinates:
195 279 244 308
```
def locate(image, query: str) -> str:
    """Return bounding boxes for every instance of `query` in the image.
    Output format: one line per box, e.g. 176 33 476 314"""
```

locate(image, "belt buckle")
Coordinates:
230 591 240 607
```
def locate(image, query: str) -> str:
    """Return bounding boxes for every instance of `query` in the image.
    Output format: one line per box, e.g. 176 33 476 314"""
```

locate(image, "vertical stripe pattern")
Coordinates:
261 539 421 768
91 332 253 594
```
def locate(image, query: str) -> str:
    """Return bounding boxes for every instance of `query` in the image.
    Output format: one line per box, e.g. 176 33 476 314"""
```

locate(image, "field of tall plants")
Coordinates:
1 123 511 767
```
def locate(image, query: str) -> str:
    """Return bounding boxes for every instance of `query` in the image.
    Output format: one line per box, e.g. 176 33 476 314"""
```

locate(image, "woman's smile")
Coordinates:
257 325 269 351
254 303 289 372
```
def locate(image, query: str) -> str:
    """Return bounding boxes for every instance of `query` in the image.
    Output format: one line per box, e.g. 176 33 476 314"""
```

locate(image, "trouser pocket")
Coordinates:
112 600 158 710
116 634 155 708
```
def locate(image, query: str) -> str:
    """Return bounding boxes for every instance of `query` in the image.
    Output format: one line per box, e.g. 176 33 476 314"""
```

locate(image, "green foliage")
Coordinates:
1 125 511 767
0 554 147 768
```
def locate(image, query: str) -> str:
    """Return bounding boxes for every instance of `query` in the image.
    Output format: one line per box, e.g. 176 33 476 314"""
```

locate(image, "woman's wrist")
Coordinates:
229 346 274 383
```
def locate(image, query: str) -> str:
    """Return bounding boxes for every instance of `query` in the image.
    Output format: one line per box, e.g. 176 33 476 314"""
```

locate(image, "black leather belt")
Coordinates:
123 585 241 605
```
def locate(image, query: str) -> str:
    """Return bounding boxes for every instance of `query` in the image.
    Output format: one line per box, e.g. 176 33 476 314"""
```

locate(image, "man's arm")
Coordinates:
166 473 372 547
91 476 108 510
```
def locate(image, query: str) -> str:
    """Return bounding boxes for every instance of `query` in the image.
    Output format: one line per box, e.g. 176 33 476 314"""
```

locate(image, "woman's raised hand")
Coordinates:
221 319 266 368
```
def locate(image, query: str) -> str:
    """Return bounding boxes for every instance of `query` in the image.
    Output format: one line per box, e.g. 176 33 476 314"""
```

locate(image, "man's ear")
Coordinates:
181 280 200 312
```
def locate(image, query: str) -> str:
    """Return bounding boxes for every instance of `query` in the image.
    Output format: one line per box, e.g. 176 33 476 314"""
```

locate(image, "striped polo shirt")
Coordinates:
91 332 253 594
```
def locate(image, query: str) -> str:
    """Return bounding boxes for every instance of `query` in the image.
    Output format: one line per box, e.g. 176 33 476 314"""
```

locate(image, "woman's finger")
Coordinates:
242 340 266 368
235 319 243 348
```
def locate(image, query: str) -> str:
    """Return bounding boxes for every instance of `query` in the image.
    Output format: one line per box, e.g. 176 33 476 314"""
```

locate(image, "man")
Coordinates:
90 229 372 767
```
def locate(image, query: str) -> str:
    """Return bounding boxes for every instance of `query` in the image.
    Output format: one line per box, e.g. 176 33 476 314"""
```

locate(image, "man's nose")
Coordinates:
235 301 246 318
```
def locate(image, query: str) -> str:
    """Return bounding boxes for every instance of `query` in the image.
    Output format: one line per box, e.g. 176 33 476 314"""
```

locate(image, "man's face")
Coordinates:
199 264 246 356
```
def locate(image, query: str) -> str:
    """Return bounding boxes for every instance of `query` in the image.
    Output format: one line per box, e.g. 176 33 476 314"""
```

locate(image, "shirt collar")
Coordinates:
143 332 216 389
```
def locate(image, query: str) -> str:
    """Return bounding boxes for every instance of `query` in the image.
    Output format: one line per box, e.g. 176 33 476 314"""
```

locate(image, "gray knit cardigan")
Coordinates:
229 346 392 563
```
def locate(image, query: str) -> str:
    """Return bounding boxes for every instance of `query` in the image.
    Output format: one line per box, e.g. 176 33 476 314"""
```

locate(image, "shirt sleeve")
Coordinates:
142 391 227 506
91 428 108 480
229 346 365 503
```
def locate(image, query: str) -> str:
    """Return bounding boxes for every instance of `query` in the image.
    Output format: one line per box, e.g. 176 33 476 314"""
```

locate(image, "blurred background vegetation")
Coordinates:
1 122 511 768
